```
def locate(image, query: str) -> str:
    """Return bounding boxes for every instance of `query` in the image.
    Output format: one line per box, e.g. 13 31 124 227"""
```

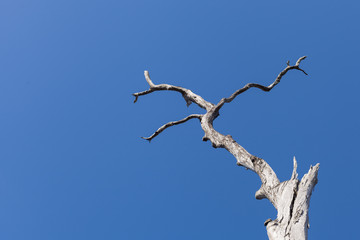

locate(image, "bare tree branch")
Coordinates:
141 114 203 142
133 89 154 103
133 71 214 110
144 70 156 87
134 56 319 240
214 56 307 113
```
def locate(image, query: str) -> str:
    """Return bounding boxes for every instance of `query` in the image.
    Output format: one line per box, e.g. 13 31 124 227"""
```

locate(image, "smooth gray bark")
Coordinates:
133 57 319 240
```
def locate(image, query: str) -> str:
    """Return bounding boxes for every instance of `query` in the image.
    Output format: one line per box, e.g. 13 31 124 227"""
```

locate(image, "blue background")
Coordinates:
1 0 359 239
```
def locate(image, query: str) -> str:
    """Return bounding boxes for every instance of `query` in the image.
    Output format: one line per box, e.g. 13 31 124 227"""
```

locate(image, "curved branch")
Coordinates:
214 56 307 113
133 89 154 103
141 114 203 142
133 71 214 110
200 111 280 196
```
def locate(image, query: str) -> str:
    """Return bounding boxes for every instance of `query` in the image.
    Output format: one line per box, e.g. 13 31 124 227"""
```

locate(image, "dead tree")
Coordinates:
133 56 319 240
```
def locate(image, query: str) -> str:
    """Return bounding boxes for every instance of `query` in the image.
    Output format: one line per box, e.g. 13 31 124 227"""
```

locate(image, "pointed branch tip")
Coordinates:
140 136 151 142
296 56 307 66
133 94 138 103
297 67 308 75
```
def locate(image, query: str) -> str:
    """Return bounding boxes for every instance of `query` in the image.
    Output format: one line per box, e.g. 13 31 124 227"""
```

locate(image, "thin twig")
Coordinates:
141 114 203 142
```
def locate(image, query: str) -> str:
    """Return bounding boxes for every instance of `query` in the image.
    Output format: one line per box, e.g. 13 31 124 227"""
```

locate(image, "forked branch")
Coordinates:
214 56 307 113
133 71 214 110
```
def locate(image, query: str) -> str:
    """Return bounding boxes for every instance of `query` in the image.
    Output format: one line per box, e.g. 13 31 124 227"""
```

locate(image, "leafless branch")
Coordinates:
133 71 214 110
141 114 203 142
133 89 154 103
214 56 307 113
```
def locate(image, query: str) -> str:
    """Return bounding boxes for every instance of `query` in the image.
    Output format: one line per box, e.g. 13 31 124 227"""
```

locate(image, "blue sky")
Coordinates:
0 0 359 239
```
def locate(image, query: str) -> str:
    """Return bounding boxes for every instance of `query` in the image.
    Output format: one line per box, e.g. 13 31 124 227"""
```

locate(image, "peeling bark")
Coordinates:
133 57 319 240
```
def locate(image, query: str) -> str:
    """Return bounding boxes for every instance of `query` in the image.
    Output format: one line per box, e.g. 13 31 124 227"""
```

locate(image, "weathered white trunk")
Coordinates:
134 57 319 239
200 111 319 240
265 164 319 240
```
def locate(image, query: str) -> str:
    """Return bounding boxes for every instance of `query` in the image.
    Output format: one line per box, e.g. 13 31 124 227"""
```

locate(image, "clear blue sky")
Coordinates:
0 0 359 239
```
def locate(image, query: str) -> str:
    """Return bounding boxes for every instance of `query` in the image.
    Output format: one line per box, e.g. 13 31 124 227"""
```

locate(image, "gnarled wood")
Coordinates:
133 57 319 240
